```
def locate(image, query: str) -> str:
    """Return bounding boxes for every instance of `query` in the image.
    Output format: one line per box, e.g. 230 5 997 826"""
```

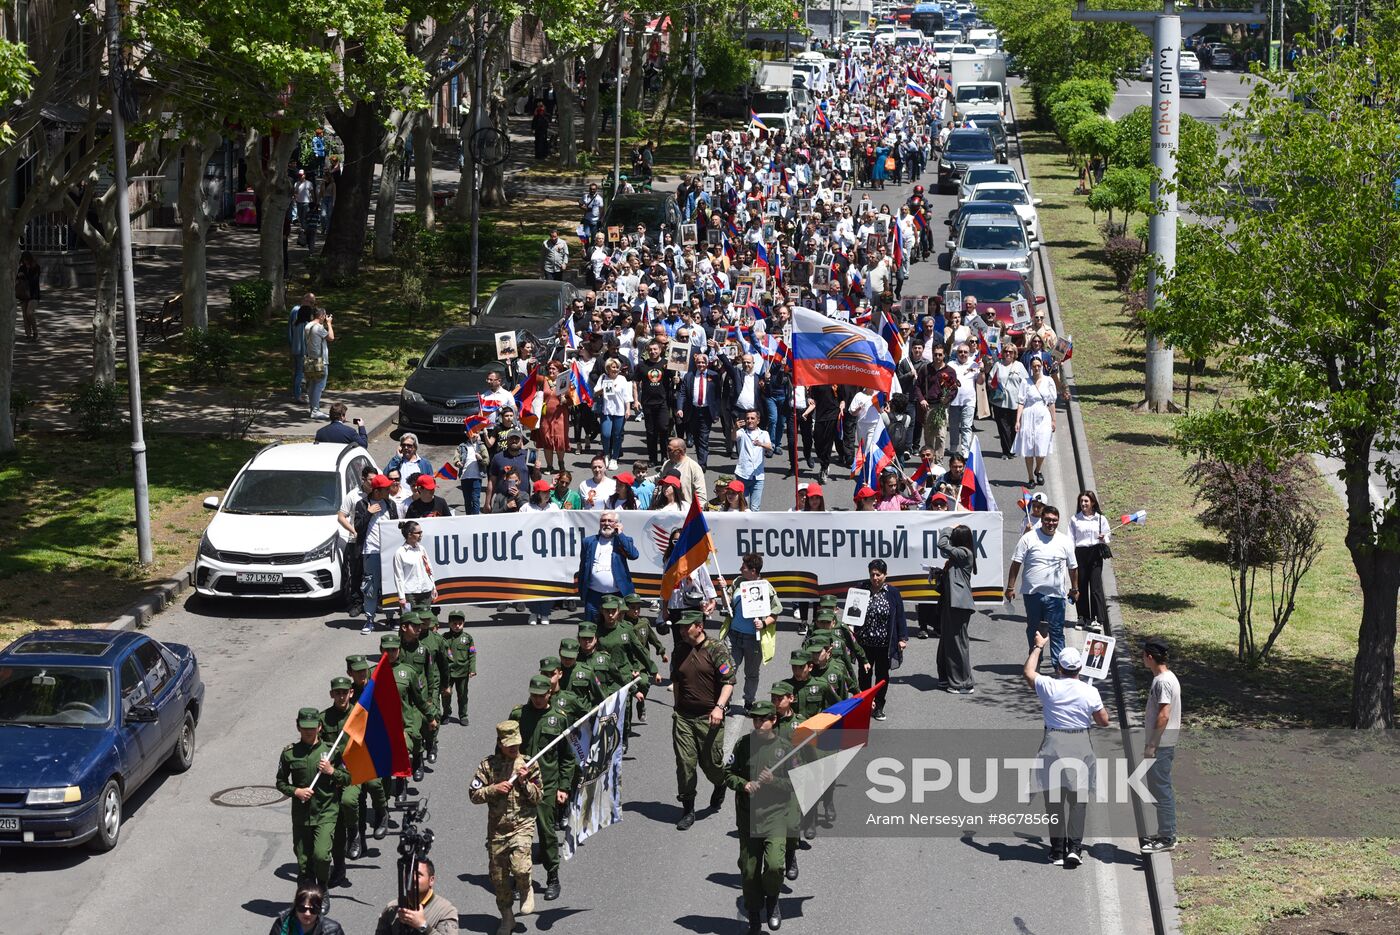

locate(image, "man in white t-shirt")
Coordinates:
478 370 515 423
1004 505 1079 666
1140 637 1181 853
733 409 772 510
1022 634 1110 867
946 341 979 458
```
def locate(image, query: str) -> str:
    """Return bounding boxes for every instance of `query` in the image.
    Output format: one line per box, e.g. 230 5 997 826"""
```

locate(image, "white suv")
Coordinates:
195 441 377 601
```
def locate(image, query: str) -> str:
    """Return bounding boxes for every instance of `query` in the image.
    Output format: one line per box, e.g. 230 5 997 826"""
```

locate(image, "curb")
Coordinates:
104 409 399 632
1011 90 1181 935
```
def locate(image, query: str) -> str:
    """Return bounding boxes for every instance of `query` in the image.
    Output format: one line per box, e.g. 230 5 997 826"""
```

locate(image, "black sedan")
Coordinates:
0 629 204 851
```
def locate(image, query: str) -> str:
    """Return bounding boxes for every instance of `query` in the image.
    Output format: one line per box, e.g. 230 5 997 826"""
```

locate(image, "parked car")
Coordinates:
967 182 1043 241
1138 55 1153 81
945 269 1046 327
0 629 205 851
1209 47 1235 69
195 441 377 601
946 214 1039 284
601 192 680 248
937 128 999 193
1180 70 1207 98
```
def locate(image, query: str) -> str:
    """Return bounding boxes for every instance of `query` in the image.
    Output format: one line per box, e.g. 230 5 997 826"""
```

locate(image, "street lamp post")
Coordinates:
614 25 625 195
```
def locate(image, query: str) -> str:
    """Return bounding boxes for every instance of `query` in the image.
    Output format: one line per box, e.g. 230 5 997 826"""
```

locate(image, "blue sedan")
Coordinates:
0 629 205 851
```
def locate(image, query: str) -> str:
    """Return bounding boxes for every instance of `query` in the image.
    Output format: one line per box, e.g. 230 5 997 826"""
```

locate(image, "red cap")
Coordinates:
726 479 746 493
413 474 436 490
369 474 392 490
615 472 636 485
660 476 681 488
532 479 551 493
806 483 825 497
855 486 877 500
929 492 950 504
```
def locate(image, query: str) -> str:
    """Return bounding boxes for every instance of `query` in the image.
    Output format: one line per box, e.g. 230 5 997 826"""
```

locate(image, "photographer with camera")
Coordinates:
373 850 457 934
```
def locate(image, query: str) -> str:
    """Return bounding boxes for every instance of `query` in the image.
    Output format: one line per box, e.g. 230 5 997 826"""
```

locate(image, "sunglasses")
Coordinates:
296 904 322 915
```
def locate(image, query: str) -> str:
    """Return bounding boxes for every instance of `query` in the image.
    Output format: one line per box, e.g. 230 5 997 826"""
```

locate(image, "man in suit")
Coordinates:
314 402 369 447
575 511 639 623
674 352 724 470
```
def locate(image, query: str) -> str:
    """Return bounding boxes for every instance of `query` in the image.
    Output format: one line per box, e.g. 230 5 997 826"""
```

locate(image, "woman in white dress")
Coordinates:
1012 355 1057 488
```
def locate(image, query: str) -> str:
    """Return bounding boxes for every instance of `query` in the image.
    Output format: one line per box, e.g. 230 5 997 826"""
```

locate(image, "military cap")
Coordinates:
818 594 839 607
748 700 778 718
805 631 832 647
559 643 580 660
789 649 812 666
398 611 422 628
448 610 466 622
528 674 553 695
297 706 322 728
559 637 580 653
769 680 795 697
577 622 599 638
601 594 626 610
540 655 562 674
346 654 372 672
330 676 353 691
678 610 707 627
380 632 401 649
624 593 644 605
497 720 523 745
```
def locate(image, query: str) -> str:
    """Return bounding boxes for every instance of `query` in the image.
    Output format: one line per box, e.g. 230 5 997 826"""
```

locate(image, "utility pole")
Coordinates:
1071 1 1264 413
105 0 153 565
614 25 625 195
689 5 697 166
469 4 484 313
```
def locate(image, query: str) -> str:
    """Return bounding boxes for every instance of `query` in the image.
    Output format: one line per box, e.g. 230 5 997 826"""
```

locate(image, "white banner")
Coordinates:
563 686 628 859
379 509 1003 606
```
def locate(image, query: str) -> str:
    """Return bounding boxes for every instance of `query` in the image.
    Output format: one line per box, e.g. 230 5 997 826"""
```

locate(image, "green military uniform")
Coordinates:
320 677 361 877
576 623 625 695
816 608 869 669
669 612 737 826
770 679 802 880
624 593 668 659
469 721 544 935
275 707 349 887
510 675 577 896
564 657 604 719
420 615 451 726
443 613 478 723
597 596 655 728
725 700 794 932
399 614 442 758
345 655 389 842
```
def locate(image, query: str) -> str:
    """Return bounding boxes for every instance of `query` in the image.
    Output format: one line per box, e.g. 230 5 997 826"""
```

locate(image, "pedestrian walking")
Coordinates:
442 610 477 724
1070 490 1111 632
1004 504 1079 666
1021 633 1110 867
934 525 978 694
16 251 41 342
670 611 736 830
268 882 344 935
274 707 348 888
510 675 576 904
468 720 543 935
575 510 638 621
393 521 437 614
1013 355 1057 487
726 700 794 935
541 229 570 280
1140 637 1180 853
724 552 782 709
354 475 399 633
852 559 907 721
304 307 333 419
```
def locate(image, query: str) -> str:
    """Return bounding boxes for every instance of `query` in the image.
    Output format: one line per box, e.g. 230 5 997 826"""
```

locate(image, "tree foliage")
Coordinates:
982 0 1145 109
1045 77 1115 116
1112 104 1218 195
1149 36 1400 728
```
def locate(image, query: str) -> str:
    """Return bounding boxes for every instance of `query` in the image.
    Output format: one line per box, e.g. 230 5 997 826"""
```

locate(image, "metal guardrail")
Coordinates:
1008 87 1182 935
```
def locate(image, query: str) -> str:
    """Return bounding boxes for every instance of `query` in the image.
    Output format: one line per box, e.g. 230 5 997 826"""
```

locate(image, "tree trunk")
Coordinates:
178 134 220 330
1344 449 1400 728
582 53 607 155
623 33 646 135
0 238 18 452
246 129 299 318
414 112 435 228
91 243 118 385
555 57 578 169
374 112 407 262
479 46 510 209
323 101 383 283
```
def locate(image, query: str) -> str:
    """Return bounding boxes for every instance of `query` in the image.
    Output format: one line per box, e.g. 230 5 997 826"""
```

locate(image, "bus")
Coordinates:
910 3 946 35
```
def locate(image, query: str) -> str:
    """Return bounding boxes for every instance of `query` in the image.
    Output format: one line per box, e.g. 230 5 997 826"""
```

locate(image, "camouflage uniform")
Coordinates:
469 721 544 935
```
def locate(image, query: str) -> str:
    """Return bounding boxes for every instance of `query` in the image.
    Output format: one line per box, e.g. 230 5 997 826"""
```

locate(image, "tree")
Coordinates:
1149 37 1400 727
1066 115 1117 187
1086 165 1151 230
1045 77 1115 115
982 0 1144 110
1112 104 1218 199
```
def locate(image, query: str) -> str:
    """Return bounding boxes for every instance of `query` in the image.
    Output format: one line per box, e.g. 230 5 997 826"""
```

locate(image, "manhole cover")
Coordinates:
211 785 288 807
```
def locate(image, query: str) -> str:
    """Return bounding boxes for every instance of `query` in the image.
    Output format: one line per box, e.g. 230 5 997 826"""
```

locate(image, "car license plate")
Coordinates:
432 414 467 425
235 572 283 584
0 818 18 831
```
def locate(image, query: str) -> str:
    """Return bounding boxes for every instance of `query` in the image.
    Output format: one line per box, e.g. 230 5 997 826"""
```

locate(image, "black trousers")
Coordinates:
641 403 672 465
858 649 891 712
813 418 839 470
1047 788 1088 854
991 405 1017 458
798 413 814 462
1074 547 1110 625
687 412 714 469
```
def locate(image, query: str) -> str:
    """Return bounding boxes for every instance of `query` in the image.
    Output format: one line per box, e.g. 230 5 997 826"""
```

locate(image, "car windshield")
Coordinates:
957 87 1001 103
974 188 1028 205
483 288 559 321
961 224 1027 251
1182 71 1203 82
965 168 1019 187
0 666 112 727
955 278 1024 303
222 469 340 516
751 92 790 112
946 134 995 158
423 340 499 370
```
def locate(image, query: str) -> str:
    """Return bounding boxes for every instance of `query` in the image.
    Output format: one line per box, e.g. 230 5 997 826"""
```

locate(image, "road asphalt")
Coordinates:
0 112 1155 935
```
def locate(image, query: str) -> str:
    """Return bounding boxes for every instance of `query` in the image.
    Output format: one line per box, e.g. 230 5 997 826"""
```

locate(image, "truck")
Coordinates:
952 80 1006 121
949 51 1006 90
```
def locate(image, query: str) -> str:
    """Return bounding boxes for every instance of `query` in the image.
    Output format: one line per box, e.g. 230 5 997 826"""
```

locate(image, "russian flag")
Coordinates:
660 496 715 599
434 461 460 481
791 306 896 395
569 360 594 408
750 110 768 133
879 309 904 365
1120 510 1147 526
910 457 932 488
959 437 999 512
340 654 412 784
753 240 772 272
564 316 579 349
906 79 933 101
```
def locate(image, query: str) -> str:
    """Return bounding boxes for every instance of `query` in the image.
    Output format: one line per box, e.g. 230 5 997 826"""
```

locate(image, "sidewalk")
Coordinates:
14 113 588 442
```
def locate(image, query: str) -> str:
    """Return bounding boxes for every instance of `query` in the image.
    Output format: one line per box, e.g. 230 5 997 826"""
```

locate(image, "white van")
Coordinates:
934 29 963 45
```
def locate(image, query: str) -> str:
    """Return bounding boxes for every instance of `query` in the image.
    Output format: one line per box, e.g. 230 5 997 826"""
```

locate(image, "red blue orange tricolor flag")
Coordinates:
659 495 714 601
340 654 411 783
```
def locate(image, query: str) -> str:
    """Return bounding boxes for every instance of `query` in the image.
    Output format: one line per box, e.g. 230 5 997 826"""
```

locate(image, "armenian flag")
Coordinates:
513 367 542 430
339 654 412 784
569 360 594 407
462 412 489 436
434 461 459 481
814 106 830 132
750 110 768 133
659 496 714 601
793 681 884 752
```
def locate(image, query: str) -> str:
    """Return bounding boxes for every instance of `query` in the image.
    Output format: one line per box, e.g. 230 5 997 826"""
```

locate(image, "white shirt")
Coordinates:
1069 511 1111 548
735 427 770 480
520 500 560 513
1010 528 1078 596
1146 670 1182 747
1034 677 1104 730
597 375 633 416
735 371 757 411
950 358 977 407
393 543 435 599
579 476 616 509
590 536 619 593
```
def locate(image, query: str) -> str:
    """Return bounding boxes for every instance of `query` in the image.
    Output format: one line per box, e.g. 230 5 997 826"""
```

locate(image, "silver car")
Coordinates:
946 215 1039 284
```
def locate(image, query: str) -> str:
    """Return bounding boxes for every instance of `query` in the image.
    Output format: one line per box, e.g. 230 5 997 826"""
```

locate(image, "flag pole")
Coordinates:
767 679 887 774
789 349 800 503
307 725 350 791
506 677 644 785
